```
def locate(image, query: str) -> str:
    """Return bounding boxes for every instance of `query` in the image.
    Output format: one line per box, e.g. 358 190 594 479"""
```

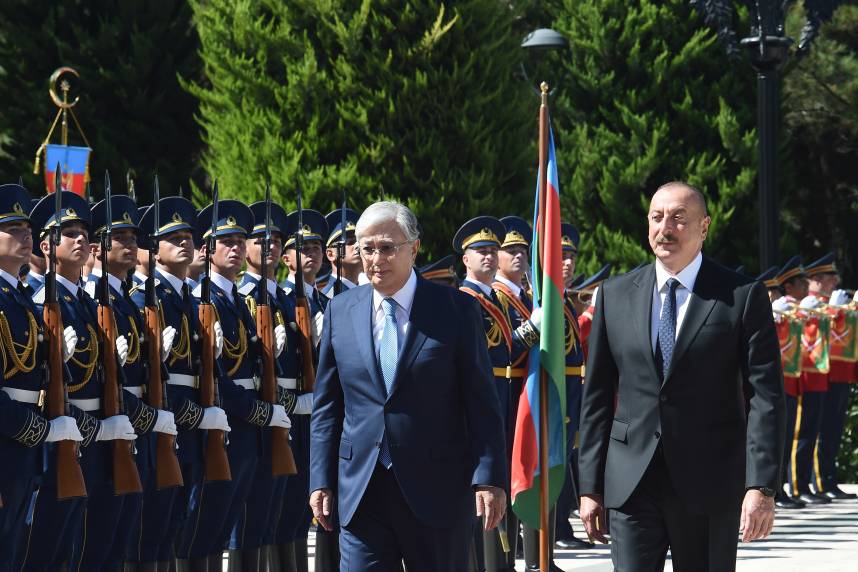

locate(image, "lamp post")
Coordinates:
520 28 568 97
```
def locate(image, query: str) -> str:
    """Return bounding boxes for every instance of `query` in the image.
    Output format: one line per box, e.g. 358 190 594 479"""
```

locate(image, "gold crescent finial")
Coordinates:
49 67 81 109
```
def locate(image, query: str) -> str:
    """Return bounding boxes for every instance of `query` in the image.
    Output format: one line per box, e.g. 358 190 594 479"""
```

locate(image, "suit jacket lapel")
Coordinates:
632 264 660 380
664 258 718 384
388 278 429 401
351 287 386 399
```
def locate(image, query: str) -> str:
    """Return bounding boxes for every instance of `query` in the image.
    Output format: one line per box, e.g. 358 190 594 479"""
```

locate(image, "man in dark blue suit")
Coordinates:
310 201 508 571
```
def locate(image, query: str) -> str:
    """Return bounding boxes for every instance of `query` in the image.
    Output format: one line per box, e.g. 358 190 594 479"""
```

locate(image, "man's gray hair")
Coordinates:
355 201 420 242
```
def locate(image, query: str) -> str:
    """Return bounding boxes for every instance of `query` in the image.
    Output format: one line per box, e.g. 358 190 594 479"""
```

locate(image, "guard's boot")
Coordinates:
240 548 261 572
157 562 172 572
138 563 159 572
262 545 278 572
189 557 209 572
314 528 340 572
226 549 241 572
209 551 224 571
173 559 190 572
523 508 563 572
276 543 296 572
294 538 309 572
124 563 140 572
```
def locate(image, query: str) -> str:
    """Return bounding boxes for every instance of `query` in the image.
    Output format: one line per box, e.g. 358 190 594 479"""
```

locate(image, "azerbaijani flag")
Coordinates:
510 121 567 528
44 143 90 196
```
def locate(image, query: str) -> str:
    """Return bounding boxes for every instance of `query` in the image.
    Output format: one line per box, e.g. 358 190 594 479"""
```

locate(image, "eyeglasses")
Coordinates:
358 241 412 259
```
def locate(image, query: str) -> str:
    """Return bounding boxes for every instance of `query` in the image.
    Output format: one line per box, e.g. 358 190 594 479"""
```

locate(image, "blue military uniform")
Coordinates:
319 208 359 299
274 209 329 571
182 200 277 562
454 216 538 572
133 197 209 566
417 254 458 287
0 186 50 572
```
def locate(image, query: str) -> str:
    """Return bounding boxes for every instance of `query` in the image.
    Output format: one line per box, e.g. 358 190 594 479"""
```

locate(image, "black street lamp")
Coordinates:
520 28 568 97
694 0 844 270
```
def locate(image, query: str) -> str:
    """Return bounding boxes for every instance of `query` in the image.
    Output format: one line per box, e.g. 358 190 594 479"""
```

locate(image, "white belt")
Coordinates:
234 378 257 391
167 374 198 388
1 387 41 404
277 377 297 390
124 386 144 398
70 398 101 411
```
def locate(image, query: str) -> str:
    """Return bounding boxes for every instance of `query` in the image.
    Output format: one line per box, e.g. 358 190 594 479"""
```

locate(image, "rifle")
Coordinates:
257 183 297 477
293 185 316 393
98 171 143 495
44 163 87 500
333 190 346 297
199 181 232 482
145 176 183 489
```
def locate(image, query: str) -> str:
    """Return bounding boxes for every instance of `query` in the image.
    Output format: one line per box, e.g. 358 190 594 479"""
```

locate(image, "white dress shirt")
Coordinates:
493 274 522 298
467 278 493 297
210 271 237 302
56 274 81 297
245 271 279 298
372 269 417 360
85 268 125 298
0 268 20 289
651 252 703 353
159 268 187 296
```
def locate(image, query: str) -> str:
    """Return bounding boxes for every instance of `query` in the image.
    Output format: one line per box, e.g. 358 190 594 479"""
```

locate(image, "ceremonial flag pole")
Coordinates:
510 82 567 572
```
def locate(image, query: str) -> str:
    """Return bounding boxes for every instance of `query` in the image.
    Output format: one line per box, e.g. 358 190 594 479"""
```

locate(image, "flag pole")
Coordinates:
537 81 550 572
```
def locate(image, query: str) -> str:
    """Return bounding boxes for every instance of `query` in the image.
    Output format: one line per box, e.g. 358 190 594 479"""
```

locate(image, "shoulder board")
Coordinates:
238 282 256 296
83 280 96 298
192 283 202 298
32 287 46 305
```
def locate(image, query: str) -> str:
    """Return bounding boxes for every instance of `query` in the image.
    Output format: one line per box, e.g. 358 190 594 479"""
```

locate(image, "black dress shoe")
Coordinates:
824 487 858 500
798 492 831 504
775 493 806 509
555 536 595 549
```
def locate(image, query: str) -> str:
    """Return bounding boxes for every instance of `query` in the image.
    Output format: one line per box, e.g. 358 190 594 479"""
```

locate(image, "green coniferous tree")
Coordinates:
0 0 203 200
538 0 758 275
184 0 534 259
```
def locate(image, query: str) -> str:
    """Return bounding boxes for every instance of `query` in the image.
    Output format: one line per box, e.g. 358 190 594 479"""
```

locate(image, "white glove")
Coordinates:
153 410 178 435
312 312 324 347
854 290 858 304
293 392 314 415
274 324 287 358
771 296 791 314
62 326 78 363
830 289 850 307
45 416 84 442
116 335 129 367
161 326 177 362
96 415 137 441
213 321 224 359
800 295 821 310
268 404 292 429
529 307 543 332
200 406 231 431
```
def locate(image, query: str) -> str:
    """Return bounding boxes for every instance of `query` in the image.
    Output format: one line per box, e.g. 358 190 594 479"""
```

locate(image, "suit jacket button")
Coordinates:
659 394 667 403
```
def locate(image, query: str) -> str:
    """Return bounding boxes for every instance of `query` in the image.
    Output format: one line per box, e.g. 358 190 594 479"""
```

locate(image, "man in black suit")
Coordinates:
578 182 785 571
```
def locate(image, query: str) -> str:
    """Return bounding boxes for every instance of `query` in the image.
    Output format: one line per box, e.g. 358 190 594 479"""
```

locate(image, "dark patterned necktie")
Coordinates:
655 278 679 380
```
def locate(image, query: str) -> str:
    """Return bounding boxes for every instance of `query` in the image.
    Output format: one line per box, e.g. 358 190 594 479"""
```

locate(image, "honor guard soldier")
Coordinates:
274 208 329 572
183 199 291 568
768 257 807 510
0 186 82 571
21 191 139 571
788 253 837 505
454 216 541 572
417 254 458 288
553 222 595 552
22 199 46 295
321 208 361 298
233 200 307 570
574 264 612 361
816 276 857 500
136 197 232 569
83 196 180 569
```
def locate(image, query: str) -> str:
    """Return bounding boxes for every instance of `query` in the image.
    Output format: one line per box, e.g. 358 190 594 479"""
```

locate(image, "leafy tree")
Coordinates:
0 0 204 202
184 0 534 259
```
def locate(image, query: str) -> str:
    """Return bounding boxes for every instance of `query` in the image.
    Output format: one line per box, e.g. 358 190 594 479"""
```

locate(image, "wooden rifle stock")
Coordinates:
44 300 87 499
199 302 232 482
99 304 143 495
144 305 183 489
294 297 316 392
257 304 297 476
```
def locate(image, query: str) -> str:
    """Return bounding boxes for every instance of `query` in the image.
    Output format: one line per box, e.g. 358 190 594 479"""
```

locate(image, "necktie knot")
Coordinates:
666 277 679 294
382 297 397 320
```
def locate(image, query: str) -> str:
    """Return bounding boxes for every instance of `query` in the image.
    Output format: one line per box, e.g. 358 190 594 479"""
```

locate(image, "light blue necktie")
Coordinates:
378 297 398 468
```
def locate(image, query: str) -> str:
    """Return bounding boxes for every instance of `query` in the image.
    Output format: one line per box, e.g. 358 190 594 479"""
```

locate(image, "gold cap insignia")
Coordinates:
12 202 23 214
173 212 183 223
122 212 133 224
226 215 237 226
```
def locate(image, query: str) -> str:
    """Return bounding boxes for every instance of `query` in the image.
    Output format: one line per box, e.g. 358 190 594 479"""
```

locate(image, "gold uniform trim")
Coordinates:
462 228 500 250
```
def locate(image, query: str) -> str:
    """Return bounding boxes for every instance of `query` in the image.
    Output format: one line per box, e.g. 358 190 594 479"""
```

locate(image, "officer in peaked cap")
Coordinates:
181 200 291 568
274 207 328 571
418 254 458 287
0 185 83 570
756 266 782 302
455 215 541 572
79 195 176 570
22 191 137 571
574 264 612 361
777 255 808 302
321 208 361 298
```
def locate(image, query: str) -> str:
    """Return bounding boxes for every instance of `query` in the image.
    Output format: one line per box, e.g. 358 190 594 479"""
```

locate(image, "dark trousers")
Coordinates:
339 464 470 572
555 428 580 539
788 391 826 494
609 449 740 572
0 474 35 572
817 382 852 490
276 413 313 544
